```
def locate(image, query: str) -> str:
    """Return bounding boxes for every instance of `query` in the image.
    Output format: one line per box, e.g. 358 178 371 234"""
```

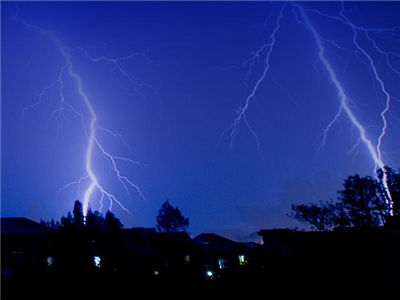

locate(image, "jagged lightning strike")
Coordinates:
224 2 399 214
14 5 147 215
221 2 288 161
292 2 396 213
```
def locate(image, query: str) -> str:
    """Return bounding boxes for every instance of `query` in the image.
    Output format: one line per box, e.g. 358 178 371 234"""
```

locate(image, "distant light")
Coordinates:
206 271 213 277
154 270 159 276
94 256 101 268
47 256 54 267
238 255 247 265
218 258 227 269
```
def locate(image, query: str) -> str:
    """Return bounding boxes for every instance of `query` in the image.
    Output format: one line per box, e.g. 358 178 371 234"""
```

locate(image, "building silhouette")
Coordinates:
2 217 400 299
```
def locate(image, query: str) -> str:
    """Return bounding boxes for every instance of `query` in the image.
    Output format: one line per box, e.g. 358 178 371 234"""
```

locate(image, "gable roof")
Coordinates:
1 217 50 234
193 233 249 253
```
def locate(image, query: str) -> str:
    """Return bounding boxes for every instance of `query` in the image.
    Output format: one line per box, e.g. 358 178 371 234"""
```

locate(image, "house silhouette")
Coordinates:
2 217 400 299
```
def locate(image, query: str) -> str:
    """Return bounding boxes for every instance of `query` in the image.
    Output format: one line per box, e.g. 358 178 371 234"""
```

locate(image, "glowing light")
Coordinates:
184 255 190 263
94 256 101 268
218 258 227 269
238 255 247 266
47 256 54 267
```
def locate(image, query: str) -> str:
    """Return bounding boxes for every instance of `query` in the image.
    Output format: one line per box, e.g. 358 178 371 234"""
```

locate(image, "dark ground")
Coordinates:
2 268 399 300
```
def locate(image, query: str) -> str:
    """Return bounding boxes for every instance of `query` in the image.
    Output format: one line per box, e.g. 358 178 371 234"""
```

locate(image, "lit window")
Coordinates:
238 255 248 265
94 256 101 268
218 258 227 269
47 256 54 267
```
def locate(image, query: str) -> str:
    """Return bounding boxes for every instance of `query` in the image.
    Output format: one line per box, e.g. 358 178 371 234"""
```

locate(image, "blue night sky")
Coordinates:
2 1 400 239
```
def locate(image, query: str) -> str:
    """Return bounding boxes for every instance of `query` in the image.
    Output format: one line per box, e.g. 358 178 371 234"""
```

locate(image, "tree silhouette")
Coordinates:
156 200 189 233
335 175 386 228
86 207 105 231
291 200 336 231
73 200 84 230
60 211 73 230
291 168 400 230
40 200 125 234
104 211 123 232
40 218 60 229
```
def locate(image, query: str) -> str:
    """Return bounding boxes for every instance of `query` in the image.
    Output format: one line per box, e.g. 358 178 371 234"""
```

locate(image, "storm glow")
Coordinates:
13 3 146 216
2 1 399 234
224 2 398 214
294 2 395 213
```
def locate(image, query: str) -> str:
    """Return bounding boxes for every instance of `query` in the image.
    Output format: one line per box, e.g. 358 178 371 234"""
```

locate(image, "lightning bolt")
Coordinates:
221 2 288 161
14 4 147 215
223 2 398 215
292 2 396 214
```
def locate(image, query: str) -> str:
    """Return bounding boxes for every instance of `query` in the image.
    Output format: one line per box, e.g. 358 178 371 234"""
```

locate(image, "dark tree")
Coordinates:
290 170 400 230
104 211 123 232
61 212 73 230
40 218 60 229
41 200 124 233
156 200 189 233
50 219 60 229
336 175 386 228
291 200 337 231
86 207 105 231
73 200 85 229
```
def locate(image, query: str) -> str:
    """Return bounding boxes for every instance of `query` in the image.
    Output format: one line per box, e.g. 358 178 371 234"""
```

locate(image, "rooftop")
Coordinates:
1 217 50 234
